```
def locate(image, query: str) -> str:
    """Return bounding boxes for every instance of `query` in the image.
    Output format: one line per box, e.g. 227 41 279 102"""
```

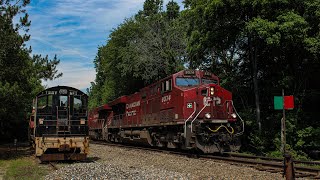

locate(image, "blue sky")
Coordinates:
26 0 183 92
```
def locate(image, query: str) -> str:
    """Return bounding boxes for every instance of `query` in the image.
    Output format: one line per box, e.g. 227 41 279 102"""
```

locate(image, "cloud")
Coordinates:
27 0 183 90
27 0 145 90
42 60 95 92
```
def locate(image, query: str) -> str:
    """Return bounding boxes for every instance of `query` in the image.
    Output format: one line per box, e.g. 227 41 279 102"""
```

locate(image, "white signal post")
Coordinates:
281 89 286 155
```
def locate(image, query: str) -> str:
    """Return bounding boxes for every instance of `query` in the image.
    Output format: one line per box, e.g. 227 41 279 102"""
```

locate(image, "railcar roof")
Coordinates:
97 104 112 111
36 85 87 96
108 95 128 106
140 69 219 91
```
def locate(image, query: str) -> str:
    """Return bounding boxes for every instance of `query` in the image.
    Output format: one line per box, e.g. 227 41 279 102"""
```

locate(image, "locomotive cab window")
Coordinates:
74 96 82 113
37 95 52 114
59 95 68 107
202 79 218 85
176 77 199 86
74 95 87 115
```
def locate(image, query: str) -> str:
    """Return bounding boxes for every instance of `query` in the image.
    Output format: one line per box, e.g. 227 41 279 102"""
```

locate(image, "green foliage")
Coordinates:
183 0 320 159
89 0 320 159
166 1 180 20
296 127 320 149
0 0 61 141
268 145 309 161
88 0 186 109
246 18 280 45
142 0 163 16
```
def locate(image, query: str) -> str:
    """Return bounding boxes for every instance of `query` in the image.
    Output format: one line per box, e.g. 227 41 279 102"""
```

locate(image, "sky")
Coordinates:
26 0 183 92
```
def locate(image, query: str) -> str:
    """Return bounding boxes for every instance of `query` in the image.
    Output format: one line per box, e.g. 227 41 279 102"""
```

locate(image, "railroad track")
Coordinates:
91 140 320 178
202 154 320 178
48 162 58 170
226 152 320 166
35 157 59 171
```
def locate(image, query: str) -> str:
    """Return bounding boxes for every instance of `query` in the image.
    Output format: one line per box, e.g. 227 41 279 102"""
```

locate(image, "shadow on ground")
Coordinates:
85 156 100 162
0 142 33 160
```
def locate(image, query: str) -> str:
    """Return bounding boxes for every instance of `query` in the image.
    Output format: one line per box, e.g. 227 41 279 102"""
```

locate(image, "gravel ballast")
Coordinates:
45 143 284 180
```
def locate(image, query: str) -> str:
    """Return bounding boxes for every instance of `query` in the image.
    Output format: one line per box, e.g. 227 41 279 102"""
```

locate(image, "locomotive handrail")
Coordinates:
184 102 196 138
37 119 88 122
42 133 87 137
37 119 88 136
37 119 88 127
110 113 141 128
230 100 245 136
190 100 211 132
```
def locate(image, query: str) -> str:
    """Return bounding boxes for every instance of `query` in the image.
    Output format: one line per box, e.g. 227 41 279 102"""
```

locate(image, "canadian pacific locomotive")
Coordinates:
29 86 89 161
89 70 243 153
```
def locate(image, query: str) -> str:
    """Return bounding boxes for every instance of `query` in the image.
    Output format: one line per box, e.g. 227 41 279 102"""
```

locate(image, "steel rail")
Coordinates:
225 152 320 166
49 162 58 170
201 154 320 178
91 140 320 178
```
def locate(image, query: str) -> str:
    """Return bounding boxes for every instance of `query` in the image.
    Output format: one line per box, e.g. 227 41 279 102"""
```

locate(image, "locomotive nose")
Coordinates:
200 85 216 97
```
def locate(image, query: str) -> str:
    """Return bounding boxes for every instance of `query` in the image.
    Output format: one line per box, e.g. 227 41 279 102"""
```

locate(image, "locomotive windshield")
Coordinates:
202 79 218 84
73 95 87 115
59 95 68 107
37 95 53 113
176 77 200 86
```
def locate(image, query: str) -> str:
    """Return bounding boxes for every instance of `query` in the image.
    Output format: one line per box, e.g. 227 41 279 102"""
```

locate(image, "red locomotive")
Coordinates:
89 70 243 153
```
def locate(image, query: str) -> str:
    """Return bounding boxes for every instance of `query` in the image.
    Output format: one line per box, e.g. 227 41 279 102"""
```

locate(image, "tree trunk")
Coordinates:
249 35 261 133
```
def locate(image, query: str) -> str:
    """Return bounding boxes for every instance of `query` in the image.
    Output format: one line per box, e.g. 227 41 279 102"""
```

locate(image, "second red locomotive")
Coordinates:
89 70 243 153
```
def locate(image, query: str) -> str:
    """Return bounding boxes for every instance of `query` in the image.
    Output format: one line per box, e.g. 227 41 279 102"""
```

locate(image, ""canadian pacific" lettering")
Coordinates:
126 101 141 109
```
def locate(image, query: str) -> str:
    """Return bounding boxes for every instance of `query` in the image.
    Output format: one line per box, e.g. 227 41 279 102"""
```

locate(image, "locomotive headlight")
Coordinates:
39 118 44 124
80 118 86 125
210 87 214 95
231 113 237 118
205 113 211 119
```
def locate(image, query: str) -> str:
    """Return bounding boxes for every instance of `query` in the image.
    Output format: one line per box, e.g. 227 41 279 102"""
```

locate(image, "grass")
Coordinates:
1 157 49 180
0 145 50 180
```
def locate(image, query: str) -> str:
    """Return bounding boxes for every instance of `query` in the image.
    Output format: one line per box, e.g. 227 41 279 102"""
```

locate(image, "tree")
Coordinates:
88 0 186 108
166 1 180 20
0 0 61 142
183 0 320 156
88 0 320 158
142 0 163 16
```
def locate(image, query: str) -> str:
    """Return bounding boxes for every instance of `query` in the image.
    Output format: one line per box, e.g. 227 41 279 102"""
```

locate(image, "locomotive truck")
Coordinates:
89 70 243 153
29 86 89 161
